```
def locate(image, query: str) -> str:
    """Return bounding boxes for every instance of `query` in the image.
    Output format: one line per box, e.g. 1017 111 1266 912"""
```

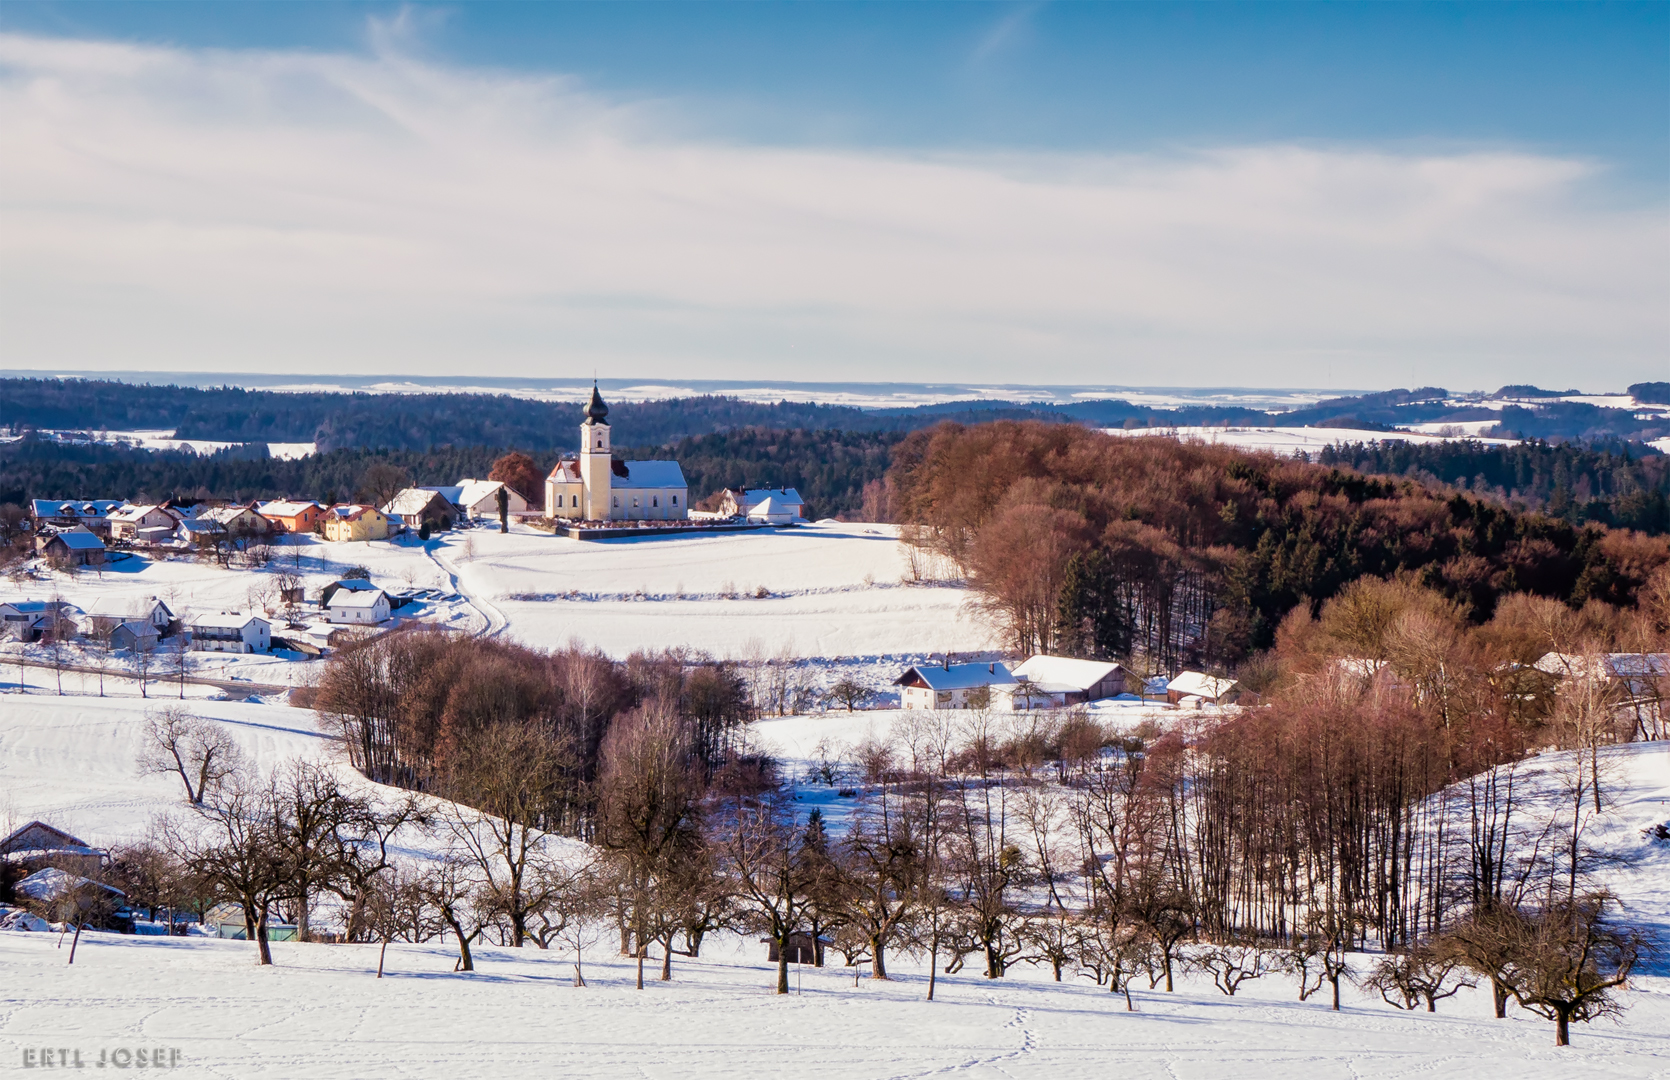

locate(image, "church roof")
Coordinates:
612 461 687 489
585 384 609 424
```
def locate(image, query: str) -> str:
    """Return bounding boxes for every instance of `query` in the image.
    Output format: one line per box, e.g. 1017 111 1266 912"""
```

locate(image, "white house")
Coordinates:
188 612 271 653
718 488 805 520
545 386 689 522
109 619 160 653
0 600 77 642
86 596 174 636
325 587 391 626
107 504 181 541
997 656 1135 711
894 662 1014 710
423 479 532 520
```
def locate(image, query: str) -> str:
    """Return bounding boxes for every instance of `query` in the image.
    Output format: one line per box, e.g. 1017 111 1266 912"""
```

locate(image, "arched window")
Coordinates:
652 496 659 508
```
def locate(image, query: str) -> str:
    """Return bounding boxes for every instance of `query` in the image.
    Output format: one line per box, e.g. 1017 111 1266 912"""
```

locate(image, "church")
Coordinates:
545 386 689 522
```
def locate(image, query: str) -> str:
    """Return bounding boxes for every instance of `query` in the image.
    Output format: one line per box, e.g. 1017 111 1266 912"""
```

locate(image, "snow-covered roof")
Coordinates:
457 479 517 507
747 496 792 518
87 596 170 618
0 600 74 616
740 488 803 506
327 589 387 610
612 461 687 490
1534 652 1670 681
48 529 106 550
194 506 262 525
326 504 382 521
176 518 226 536
113 619 158 638
31 499 122 518
257 500 320 517
420 485 466 505
16 867 124 903
895 662 1014 691
1167 671 1238 700
548 459 582 483
1011 655 1124 693
108 504 166 523
1 820 91 854
189 612 269 630
333 579 380 592
384 488 452 516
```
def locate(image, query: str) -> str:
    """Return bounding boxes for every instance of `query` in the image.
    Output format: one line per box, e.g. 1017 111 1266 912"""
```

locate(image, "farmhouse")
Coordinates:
194 505 271 536
325 587 391 626
322 505 391 542
384 488 455 532
718 488 805 520
188 612 271 653
422 479 531 520
36 527 106 567
257 500 324 533
85 596 174 637
0 600 76 642
998 655 1135 710
29 499 122 534
895 662 1014 710
545 386 689 522
1 821 105 877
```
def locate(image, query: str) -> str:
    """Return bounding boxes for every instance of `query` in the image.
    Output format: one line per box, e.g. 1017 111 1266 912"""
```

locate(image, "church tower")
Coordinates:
579 383 613 520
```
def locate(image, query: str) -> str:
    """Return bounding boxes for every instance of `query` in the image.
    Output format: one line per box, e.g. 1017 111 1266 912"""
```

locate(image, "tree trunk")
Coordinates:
1330 973 1341 1011
1491 978 1508 1019
1555 1005 1570 1047
636 945 645 990
661 942 672 981
296 893 310 944
1164 952 1175 993
776 937 791 995
255 908 274 966
377 937 388 978
927 938 938 1001
871 937 888 979
67 922 83 965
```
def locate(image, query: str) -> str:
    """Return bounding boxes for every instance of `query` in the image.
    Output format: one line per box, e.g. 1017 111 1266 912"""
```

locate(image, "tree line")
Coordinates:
1315 439 1669 535
889 420 1670 669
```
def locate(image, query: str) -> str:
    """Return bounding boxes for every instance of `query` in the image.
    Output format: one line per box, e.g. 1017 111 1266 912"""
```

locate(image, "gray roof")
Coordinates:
49 529 106 550
895 662 1014 691
612 460 687 490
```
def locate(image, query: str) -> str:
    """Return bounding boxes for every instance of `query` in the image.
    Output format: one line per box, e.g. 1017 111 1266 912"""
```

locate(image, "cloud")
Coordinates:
0 32 1663 388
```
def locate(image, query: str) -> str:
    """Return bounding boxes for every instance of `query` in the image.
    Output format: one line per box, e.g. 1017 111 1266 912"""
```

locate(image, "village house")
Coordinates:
1 821 106 877
256 500 324 533
109 620 160 652
895 661 1014 710
383 488 456 532
194 505 272 536
1534 651 1668 739
187 611 271 653
324 586 391 626
997 656 1136 710
422 479 532 521
106 503 181 541
174 517 227 548
85 596 175 638
1166 671 1240 706
546 386 689 522
321 505 391 542
718 488 806 520
0 599 77 642
29 499 122 535
36 527 106 567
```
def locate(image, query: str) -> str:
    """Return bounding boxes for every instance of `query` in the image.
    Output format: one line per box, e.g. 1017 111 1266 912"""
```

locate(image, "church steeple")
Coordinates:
586 382 609 425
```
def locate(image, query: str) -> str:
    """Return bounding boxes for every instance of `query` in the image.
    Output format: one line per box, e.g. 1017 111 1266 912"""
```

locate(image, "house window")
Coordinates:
632 496 640 508
652 496 658 508
671 495 678 505
613 496 619 507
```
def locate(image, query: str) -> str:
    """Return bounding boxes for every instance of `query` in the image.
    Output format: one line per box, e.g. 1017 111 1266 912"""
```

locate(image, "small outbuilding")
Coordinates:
763 932 830 966
108 620 160 653
1166 671 1240 706
383 488 456 532
719 488 805 520
1 821 106 877
996 656 1136 710
325 587 391 626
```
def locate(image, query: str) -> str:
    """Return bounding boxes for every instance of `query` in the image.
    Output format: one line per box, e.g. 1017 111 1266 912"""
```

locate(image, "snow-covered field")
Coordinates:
1103 425 1519 455
4 687 1670 1077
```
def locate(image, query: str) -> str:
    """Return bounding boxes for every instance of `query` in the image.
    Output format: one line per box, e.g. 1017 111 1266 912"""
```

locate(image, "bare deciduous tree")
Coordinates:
139 707 245 806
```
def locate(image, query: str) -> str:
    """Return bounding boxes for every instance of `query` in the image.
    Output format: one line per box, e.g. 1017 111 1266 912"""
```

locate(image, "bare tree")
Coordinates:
163 774 286 965
719 791 816 995
138 707 245 806
1361 945 1473 1012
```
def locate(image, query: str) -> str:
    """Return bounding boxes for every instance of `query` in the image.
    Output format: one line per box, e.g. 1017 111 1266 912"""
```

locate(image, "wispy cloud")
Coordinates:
970 3 1043 64
0 33 1662 387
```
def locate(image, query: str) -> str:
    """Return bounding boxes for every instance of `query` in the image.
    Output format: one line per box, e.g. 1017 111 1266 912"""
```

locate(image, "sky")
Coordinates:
0 1 1664 392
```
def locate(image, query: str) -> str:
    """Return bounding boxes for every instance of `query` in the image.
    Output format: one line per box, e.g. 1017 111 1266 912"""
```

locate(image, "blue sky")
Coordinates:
0 2 1664 389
